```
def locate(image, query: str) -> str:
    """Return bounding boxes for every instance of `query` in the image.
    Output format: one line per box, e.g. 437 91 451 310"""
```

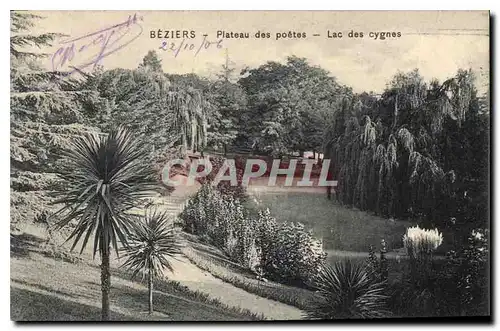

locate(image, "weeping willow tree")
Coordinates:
168 85 208 154
325 69 488 232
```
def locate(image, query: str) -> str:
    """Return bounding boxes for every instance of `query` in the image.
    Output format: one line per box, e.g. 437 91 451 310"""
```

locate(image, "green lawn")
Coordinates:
248 191 414 252
10 226 261 322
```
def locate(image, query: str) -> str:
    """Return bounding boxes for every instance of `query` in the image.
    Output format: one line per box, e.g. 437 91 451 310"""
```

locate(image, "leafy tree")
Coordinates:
82 64 209 158
10 11 62 60
207 53 247 154
139 50 163 72
10 11 99 230
52 128 157 320
121 209 182 314
239 56 339 156
165 73 211 154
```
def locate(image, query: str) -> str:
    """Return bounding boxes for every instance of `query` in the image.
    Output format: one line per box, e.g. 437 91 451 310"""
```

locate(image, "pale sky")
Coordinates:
28 10 489 94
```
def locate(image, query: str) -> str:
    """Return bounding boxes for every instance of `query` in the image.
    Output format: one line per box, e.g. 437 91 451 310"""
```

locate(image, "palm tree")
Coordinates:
304 260 388 320
121 209 182 314
52 127 157 320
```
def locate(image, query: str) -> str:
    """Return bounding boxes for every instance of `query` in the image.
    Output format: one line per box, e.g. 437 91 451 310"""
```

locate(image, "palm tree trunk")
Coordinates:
100 245 111 321
148 270 154 314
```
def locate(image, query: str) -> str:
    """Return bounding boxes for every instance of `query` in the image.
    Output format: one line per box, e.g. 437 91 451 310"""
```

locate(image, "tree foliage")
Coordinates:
10 11 100 229
204 52 247 154
52 128 157 256
121 209 182 314
324 69 489 237
207 77 247 154
305 260 388 319
139 50 163 72
82 65 209 157
239 56 341 156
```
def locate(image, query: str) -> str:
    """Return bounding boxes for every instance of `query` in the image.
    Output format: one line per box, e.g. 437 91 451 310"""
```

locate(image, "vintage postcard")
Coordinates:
10 10 490 321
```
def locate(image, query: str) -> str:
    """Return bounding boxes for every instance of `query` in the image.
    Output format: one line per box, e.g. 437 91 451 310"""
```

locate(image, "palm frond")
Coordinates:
51 127 158 258
120 208 183 280
304 260 389 320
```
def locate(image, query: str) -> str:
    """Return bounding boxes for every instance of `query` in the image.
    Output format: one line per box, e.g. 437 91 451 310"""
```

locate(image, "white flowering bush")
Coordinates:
180 185 327 285
403 225 443 259
402 225 444 286
255 210 327 285
391 227 489 317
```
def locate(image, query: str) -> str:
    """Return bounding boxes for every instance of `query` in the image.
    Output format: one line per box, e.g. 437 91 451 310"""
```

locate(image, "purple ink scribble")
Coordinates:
51 13 144 76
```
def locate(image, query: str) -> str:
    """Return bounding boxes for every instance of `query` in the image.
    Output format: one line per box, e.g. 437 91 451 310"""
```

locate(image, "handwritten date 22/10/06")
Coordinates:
159 36 223 57
51 13 144 75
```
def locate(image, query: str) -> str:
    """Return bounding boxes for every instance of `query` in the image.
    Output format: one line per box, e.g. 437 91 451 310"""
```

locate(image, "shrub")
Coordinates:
180 185 327 286
224 229 239 259
366 242 388 283
256 213 326 286
444 228 489 316
366 245 380 279
198 156 246 199
403 225 443 282
403 226 443 259
388 258 477 317
389 227 488 317
180 184 210 234
235 219 262 272
305 260 388 319
11 171 60 192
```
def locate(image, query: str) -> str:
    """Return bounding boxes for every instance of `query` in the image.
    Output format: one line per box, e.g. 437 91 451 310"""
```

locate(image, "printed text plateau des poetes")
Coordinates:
149 29 402 41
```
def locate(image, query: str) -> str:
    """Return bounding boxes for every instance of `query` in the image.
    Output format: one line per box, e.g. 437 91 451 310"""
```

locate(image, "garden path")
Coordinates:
159 176 304 321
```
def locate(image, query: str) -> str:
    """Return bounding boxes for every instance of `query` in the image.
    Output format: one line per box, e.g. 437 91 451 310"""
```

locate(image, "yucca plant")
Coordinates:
305 260 388 320
121 209 182 314
52 127 157 320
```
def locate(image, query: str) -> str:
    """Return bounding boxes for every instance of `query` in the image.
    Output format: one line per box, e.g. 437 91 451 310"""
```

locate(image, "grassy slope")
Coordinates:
248 190 413 252
10 225 260 322
180 230 406 308
181 232 314 312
